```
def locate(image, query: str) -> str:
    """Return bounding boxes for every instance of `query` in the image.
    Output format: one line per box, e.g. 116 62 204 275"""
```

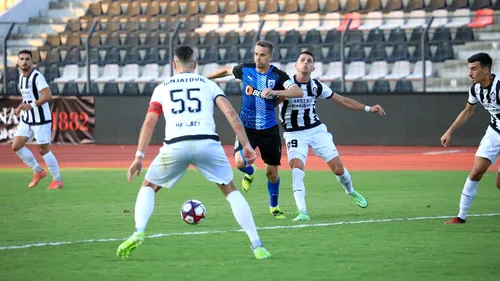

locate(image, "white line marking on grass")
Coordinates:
1 212 499 251
422 150 463 155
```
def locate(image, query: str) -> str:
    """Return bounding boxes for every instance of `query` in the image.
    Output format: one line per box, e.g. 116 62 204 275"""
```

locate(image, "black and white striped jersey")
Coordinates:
468 73 500 133
279 76 334 132
18 69 51 125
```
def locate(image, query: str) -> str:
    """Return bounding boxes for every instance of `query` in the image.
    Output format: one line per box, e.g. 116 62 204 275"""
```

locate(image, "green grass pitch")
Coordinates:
0 169 499 281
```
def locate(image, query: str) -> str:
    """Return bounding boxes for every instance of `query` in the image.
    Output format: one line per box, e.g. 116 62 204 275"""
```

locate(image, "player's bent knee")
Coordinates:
11 143 22 152
142 180 161 192
266 170 279 183
218 181 237 197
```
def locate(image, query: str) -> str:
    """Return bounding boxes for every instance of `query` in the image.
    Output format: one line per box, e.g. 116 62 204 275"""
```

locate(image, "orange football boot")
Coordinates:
29 170 47 188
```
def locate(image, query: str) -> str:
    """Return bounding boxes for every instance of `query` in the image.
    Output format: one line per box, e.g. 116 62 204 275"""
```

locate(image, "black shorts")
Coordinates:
234 125 282 166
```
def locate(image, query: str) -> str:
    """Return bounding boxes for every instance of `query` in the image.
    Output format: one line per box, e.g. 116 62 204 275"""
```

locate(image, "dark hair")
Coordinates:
255 40 273 53
299 51 315 62
18 50 32 58
468 53 492 70
174 45 195 62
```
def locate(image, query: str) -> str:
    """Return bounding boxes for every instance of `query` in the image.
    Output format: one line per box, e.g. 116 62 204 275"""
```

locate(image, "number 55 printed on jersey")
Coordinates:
169 88 201 114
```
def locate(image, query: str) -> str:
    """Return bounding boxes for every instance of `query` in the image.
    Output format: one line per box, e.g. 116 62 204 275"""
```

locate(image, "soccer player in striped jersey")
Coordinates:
206 40 303 219
441 53 500 224
12 50 63 190
271 51 386 221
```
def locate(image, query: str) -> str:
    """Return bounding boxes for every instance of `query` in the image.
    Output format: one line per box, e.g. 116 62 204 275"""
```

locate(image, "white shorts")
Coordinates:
14 121 52 144
145 139 233 188
475 126 500 164
283 124 339 165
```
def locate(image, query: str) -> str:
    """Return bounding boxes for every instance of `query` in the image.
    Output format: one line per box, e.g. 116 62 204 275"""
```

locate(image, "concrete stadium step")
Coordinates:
38 7 86 22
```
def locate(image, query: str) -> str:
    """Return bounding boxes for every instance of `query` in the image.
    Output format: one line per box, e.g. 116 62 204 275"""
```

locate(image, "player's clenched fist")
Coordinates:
242 144 257 166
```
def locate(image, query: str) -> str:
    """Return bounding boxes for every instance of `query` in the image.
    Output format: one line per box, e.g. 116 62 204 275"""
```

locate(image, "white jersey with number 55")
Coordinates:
148 73 225 144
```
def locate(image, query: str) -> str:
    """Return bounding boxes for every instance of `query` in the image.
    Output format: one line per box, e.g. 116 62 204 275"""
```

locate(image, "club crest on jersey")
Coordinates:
267 80 276 89
491 91 496 103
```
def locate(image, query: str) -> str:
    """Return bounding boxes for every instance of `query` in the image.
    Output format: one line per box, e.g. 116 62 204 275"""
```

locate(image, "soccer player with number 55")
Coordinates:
276 51 386 221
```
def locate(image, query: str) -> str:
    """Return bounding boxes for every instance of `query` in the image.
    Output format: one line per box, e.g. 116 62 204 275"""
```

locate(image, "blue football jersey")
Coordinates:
232 63 294 130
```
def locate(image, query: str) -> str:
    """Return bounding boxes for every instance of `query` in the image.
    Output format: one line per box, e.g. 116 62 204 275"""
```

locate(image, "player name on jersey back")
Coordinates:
151 73 224 144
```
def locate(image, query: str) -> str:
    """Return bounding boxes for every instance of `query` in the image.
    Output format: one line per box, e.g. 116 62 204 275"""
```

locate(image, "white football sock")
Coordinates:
42 151 61 181
134 186 155 233
15 147 43 173
336 168 354 194
226 190 261 248
458 177 479 220
292 168 307 213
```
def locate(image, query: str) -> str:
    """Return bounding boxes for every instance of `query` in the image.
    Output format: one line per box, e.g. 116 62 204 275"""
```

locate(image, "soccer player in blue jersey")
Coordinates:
207 40 303 219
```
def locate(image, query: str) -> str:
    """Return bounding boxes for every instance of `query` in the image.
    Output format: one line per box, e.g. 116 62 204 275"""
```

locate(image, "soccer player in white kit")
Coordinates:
12 50 63 190
441 53 500 224
117 46 271 260
266 51 386 221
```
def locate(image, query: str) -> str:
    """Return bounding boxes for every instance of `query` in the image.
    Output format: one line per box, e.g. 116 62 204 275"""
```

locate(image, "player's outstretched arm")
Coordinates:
440 103 475 147
215 96 256 164
206 66 234 80
330 93 386 116
262 84 303 98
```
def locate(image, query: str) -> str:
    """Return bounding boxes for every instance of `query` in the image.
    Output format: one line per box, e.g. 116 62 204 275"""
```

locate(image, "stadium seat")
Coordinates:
409 44 431 62
387 28 406 44
365 29 385 46
323 0 340 12
330 80 342 92
383 0 402 12
95 64 119 83
351 80 369 92
471 0 492 10
407 60 433 80
311 62 324 79
303 29 322 45
122 82 140 95
81 82 100 95
362 61 388 80
430 9 449 28
264 0 279 13
359 11 383 30
202 0 219 14
276 14 300 33
385 61 410 80
337 12 361 31
216 14 241 34
145 1 160 16
430 27 452 44
468 9 494 28
136 64 159 83
297 13 321 32
283 0 299 13
317 13 341 31
346 44 365 62
345 61 366 81
394 80 413 92
74 64 99 83
401 10 426 30
345 30 363 45
195 15 220 34
221 0 238 14
54 65 79 83
404 0 424 11
372 80 391 92
264 30 280 45
433 42 455 62
343 0 360 12
235 14 260 33
303 0 319 13
103 82 120 95
241 0 259 13
324 29 341 45
261 14 280 33
62 82 79 95
321 62 342 81
115 64 140 83
155 64 172 83
282 30 301 45
448 0 469 9
453 26 474 44
445 9 471 28
425 0 446 11
142 82 157 95
387 44 409 62
380 11 404 30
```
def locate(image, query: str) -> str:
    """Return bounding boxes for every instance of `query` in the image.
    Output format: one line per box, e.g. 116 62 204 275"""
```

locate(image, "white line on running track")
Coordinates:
1 212 499 251
422 150 464 155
